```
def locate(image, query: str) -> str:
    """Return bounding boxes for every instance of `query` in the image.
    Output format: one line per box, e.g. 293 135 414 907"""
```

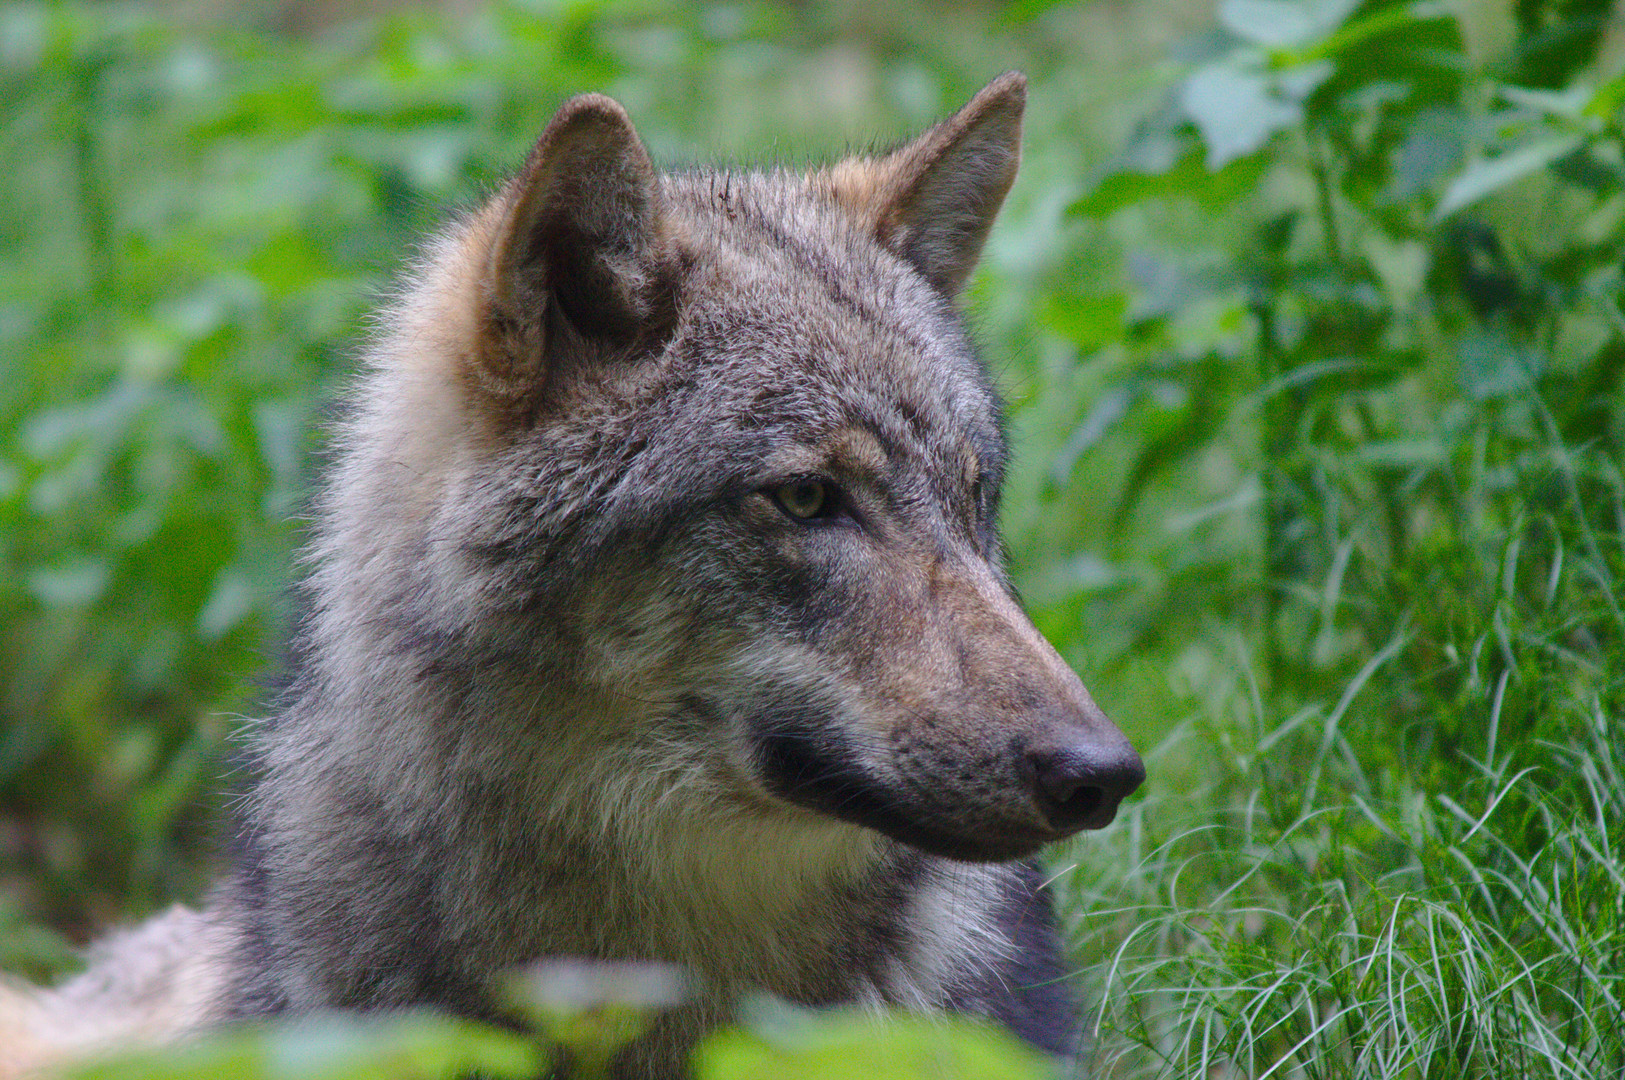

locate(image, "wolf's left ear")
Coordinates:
474 93 670 410
826 72 1025 297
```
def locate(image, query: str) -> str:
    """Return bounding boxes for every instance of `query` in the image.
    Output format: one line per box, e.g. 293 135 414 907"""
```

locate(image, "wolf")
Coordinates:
0 71 1143 1077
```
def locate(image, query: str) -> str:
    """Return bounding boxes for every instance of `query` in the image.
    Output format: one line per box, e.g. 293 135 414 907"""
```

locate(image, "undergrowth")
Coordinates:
1048 1 1625 1076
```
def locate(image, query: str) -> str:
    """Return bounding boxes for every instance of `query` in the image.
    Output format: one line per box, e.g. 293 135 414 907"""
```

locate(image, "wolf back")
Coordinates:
0 72 1142 1079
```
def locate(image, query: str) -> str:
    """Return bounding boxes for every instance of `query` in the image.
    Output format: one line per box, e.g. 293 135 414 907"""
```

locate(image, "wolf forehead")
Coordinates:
632 171 1005 466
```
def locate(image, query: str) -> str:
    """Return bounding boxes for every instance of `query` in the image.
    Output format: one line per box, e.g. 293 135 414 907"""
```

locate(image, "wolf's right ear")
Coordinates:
472 94 669 413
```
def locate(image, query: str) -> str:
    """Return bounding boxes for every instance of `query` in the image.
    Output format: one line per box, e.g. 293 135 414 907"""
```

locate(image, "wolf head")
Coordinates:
305 72 1141 871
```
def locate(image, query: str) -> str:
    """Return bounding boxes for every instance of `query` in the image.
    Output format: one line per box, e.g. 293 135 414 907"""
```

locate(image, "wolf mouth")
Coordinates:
752 724 1062 863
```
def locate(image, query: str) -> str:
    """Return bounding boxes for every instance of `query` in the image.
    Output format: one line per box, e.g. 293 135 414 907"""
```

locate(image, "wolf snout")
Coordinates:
1023 737 1145 834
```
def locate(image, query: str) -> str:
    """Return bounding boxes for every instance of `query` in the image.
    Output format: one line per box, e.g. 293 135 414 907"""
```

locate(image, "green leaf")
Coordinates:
1072 144 1268 217
1434 133 1585 219
1182 65 1299 168
1388 107 1466 199
1219 0 1362 49
994 0 1077 25
1549 143 1625 191
1041 293 1127 351
197 566 255 641
1457 330 1543 400
65 1012 538 1080
1584 66 1625 121
1179 60 1330 169
1289 0 1454 64
28 559 110 607
1497 82 1592 119
695 1006 1048 1080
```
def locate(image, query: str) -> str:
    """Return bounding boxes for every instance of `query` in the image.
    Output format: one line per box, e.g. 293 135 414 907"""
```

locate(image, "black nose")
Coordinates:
1026 739 1145 833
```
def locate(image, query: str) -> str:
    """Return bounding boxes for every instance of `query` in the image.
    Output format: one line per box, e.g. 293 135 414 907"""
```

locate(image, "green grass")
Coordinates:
3 1 1622 1077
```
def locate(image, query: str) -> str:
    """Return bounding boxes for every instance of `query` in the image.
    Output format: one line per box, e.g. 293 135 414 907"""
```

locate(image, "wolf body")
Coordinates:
0 73 1142 1078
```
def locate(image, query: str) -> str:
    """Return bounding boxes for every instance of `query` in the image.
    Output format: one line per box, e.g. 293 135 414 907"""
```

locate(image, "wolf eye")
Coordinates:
772 479 835 520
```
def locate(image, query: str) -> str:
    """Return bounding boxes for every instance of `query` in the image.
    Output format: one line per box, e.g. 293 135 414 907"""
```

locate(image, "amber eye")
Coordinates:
773 479 832 520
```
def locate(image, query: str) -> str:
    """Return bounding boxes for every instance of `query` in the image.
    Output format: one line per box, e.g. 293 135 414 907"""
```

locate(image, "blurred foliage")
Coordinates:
1 0 1622 1076
59 994 1049 1080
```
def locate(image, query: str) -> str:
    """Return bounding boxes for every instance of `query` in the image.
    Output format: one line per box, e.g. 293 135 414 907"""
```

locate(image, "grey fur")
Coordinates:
0 73 1141 1079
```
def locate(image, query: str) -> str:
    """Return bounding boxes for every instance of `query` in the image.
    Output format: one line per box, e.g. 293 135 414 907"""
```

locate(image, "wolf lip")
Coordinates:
754 728 1095 862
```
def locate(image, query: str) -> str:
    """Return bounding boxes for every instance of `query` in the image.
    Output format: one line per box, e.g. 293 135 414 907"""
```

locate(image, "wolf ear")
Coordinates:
827 72 1025 297
474 93 668 409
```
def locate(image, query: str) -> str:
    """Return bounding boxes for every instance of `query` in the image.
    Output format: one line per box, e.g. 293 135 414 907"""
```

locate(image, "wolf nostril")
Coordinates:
1026 742 1145 833
1035 763 1100 812
1044 778 1104 823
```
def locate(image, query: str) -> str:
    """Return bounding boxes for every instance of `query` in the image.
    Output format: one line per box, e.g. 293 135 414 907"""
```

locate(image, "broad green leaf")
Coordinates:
1181 64 1302 169
1041 293 1127 351
1219 0 1362 49
1071 145 1268 217
28 559 110 606
1584 66 1625 120
1362 232 1430 309
1458 330 1544 400
695 1008 1047 1080
1388 107 1466 199
1434 133 1585 219
65 1013 538 1080
1549 143 1625 191
1498 82 1592 119
1290 0 1454 64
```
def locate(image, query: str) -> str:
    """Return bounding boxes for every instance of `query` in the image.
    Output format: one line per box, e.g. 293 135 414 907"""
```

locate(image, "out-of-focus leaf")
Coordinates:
1458 330 1544 400
1308 2 1463 115
1387 107 1466 199
1219 0 1362 49
1181 57 1331 170
197 566 255 640
1351 438 1449 467
1510 0 1614 89
695 1003 1048 1080
994 0 1078 25
1434 133 1584 219
1124 253 1246 324
1549 143 1625 190
1182 64 1303 169
1073 145 1268 217
1041 293 1127 351
1363 232 1430 308
1498 82 1592 119
1052 385 1138 485
65 1012 538 1080
28 559 110 607
1584 66 1625 120
1291 0 1452 63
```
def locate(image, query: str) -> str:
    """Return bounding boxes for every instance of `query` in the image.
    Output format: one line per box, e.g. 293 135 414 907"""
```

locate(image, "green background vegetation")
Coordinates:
2 0 1621 1076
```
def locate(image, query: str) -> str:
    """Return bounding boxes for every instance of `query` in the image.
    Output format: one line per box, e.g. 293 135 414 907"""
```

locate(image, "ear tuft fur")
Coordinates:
825 71 1026 297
